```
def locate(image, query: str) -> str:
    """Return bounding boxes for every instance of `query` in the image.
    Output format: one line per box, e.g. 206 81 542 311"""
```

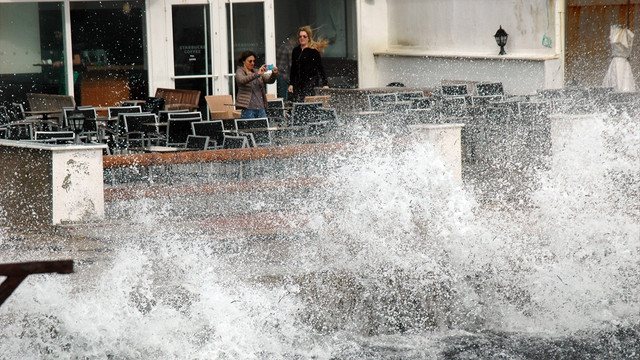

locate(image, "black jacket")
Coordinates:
290 46 328 101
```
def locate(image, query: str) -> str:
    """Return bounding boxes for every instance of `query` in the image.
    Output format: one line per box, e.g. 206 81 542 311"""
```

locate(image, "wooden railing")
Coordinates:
0 260 74 307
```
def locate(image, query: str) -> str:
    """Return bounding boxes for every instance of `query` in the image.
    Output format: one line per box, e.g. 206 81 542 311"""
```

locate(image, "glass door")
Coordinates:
171 3 212 111
169 0 273 108
225 1 267 100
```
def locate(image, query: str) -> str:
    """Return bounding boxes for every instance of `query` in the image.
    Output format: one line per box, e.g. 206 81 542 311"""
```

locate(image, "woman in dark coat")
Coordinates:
288 26 329 102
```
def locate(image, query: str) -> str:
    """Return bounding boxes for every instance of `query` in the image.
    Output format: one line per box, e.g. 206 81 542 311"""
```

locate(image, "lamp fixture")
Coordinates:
67 106 86 144
494 26 508 55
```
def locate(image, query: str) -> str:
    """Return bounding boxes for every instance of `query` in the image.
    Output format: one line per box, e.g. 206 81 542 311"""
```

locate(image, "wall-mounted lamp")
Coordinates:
494 26 508 55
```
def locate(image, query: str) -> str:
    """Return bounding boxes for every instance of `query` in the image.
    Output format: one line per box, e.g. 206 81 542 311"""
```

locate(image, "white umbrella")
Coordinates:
602 24 636 92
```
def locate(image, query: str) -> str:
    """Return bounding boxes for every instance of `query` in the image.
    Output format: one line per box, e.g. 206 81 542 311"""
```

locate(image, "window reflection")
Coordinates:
227 2 266 75
274 0 358 91
70 1 148 106
0 2 66 106
0 1 149 109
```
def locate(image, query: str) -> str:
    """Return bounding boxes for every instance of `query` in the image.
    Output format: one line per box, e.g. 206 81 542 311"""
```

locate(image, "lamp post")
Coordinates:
494 26 508 55
67 106 86 144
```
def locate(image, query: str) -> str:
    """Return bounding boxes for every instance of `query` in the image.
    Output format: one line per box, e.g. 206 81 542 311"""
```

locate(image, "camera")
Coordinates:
266 64 274 70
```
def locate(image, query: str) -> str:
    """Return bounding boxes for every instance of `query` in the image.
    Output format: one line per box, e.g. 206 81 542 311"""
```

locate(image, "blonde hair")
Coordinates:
297 25 329 54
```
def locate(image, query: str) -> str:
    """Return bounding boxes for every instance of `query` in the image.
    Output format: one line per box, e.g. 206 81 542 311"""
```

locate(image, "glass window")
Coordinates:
0 2 67 107
226 2 266 96
172 5 212 77
171 4 212 111
274 0 358 90
70 1 148 106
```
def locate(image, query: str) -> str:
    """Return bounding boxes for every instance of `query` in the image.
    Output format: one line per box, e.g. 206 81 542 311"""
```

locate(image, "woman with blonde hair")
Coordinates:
288 25 329 102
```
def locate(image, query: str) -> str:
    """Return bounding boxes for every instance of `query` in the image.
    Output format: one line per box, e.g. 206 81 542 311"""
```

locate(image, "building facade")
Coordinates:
0 0 637 109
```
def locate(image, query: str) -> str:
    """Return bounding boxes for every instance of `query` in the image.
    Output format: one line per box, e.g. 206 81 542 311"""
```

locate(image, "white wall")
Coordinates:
356 0 389 88
361 0 564 93
387 0 556 57
0 3 41 74
146 0 173 93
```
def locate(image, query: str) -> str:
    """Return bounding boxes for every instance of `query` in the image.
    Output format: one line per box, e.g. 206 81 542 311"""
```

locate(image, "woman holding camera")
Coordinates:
288 25 329 103
235 50 278 119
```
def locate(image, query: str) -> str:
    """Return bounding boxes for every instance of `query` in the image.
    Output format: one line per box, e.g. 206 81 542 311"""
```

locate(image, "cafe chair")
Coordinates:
305 108 339 138
0 106 12 125
291 102 324 126
441 84 469 96
166 112 203 147
222 135 249 149
440 96 468 117
108 105 143 119
122 113 164 148
158 109 189 123
234 117 272 147
191 120 226 149
62 106 95 128
383 101 412 114
121 100 145 107
205 95 241 119
26 93 75 118
411 97 434 109
266 98 287 124
304 95 331 107
470 95 503 106
62 106 99 142
367 93 397 111
476 82 504 96
396 91 424 102
107 105 143 145
7 103 26 122
185 135 209 150
33 131 76 144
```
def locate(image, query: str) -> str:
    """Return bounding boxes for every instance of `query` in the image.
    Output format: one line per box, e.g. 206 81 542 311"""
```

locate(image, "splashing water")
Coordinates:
0 111 638 358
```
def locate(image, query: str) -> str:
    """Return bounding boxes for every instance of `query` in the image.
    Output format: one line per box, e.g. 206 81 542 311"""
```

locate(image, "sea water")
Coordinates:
0 111 638 359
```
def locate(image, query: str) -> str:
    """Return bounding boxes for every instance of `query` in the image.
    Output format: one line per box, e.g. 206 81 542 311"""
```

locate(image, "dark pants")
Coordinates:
277 75 289 102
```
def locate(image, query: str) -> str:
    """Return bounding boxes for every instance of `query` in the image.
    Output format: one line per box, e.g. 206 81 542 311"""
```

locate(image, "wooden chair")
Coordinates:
26 93 75 124
204 95 241 119
304 95 331 107
27 93 75 113
155 88 201 111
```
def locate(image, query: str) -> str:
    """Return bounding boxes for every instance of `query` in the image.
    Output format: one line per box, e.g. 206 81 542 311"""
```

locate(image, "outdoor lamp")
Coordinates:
494 26 508 55
68 107 86 144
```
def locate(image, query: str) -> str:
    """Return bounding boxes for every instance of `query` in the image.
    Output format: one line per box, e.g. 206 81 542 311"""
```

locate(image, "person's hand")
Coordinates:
322 85 329 89
52 61 63 68
288 85 293 93
272 66 278 75
258 64 266 75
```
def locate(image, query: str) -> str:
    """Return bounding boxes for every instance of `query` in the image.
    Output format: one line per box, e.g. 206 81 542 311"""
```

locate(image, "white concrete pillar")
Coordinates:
0 140 106 226
409 123 465 180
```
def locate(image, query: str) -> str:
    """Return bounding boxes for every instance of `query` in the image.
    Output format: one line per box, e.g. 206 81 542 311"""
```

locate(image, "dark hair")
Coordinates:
237 50 256 64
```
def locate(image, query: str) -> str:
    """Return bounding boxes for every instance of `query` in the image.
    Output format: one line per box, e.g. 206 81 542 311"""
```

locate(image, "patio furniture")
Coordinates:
204 95 241 119
166 112 203 146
